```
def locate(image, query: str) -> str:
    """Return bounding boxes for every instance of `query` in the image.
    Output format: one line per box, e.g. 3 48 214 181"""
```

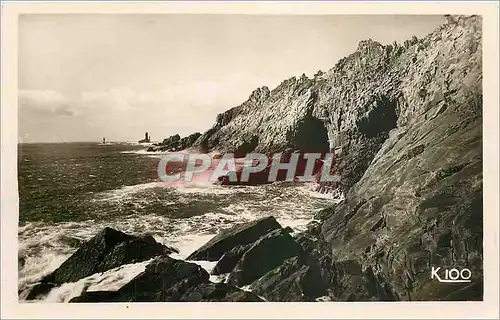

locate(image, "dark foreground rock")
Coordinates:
227 228 305 287
69 257 260 302
250 256 327 302
111 256 210 302
69 256 207 302
27 228 177 300
48 228 176 285
212 244 252 275
187 216 282 261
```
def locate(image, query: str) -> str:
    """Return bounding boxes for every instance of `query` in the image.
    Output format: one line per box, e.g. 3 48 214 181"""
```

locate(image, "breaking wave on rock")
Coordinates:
18 179 342 302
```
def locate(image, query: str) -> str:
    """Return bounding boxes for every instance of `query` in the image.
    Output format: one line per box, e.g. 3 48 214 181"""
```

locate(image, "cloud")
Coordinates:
19 89 75 116
17 84 248 142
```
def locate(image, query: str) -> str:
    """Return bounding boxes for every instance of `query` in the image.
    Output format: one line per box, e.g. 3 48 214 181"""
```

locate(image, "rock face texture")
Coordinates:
227 228 305 286
186 216 282 261
191 15 483 301
187 216 329 302
250 256 327 302
316 15 483 301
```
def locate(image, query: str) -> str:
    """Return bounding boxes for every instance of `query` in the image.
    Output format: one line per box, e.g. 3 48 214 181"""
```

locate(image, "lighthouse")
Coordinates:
138 132 151 143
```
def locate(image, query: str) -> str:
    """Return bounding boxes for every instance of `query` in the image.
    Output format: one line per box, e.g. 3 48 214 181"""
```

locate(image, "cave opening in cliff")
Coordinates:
357 97 398 138
290 116 330 153
233 135 260 158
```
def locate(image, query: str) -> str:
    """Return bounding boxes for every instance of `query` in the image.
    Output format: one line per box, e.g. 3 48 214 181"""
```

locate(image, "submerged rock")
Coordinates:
186 216 282 261
18 256 25 269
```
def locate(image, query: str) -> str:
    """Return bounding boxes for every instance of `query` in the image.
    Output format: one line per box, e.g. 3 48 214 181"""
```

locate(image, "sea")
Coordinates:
17 142 339 302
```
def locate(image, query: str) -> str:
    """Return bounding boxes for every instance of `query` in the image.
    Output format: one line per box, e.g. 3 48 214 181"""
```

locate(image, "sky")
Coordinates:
18 14 445 143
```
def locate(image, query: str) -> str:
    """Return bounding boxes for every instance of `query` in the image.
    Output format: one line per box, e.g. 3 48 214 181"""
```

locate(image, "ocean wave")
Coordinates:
19 181 341 302
92 181 167 202
40 260 152 303
297 182 345 201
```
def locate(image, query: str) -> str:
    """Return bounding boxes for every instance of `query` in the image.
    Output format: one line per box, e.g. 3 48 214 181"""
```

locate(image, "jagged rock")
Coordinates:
321 260 398 301
212 244 252 275
412 279 483 301
43 228 134 285
294 233 317 254
162 134 181 146
191 78 325 154
180 282 264 302
186 216 282 261
313 206 336 221
178 132 202 150
38 228 176 289
250 256 327 302
232 135 260 158
189 15 483 301
148 132 202 152
112 256 210 302
70 263 265 303
96 235 177 273
318 16 483 301
69 256 210 302
227 228 305 287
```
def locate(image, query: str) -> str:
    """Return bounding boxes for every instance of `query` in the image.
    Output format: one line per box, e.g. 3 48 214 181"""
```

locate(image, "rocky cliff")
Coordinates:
193 15 481 191
191 15 482 300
